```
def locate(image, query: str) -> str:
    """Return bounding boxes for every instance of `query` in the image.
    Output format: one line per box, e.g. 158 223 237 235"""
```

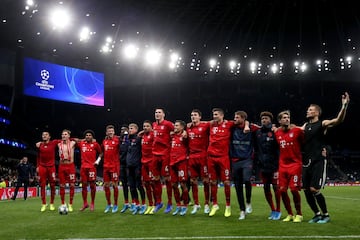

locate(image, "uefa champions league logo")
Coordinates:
35 69 54 91
40 69 50 84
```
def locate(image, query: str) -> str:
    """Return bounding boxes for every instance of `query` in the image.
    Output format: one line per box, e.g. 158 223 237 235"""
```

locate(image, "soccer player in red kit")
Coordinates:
139 120 156 215
57 129 77 212
78 129 102 211
170 120 189 216
96 125 120 213
275 110 304 223
36 131 60 212
152 108 174 213
208 108 234 217
187 109 210 214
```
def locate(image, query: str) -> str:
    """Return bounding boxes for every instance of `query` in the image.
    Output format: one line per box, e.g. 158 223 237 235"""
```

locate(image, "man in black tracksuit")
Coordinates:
126 123 146 214
12 157 34 200
119 125 131 213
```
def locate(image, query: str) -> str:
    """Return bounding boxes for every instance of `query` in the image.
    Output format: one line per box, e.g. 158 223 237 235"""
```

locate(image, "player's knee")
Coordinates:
278 187 287 194
190 178 197 184
289 186 300 192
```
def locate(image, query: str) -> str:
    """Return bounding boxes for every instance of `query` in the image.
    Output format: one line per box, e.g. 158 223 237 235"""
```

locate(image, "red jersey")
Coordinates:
102 137 120 168
78 141 102 168
152 119 174 155
208 120 234 157
170 133 188 165
37 140 60 167
275 127 304 167
141 131 154 163
187 122 210 158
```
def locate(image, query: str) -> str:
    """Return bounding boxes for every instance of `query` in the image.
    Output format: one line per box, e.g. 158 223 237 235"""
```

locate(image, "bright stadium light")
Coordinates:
270 64 278 74
123 44 139 59
50 7 71 30
229 60 236 70
250 61 257 73
26 0 34 6
79 27 90 41
209 58 216 68
145 49 161 65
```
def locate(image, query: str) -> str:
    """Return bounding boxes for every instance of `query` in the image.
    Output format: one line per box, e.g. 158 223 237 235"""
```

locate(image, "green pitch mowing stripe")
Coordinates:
1 186 359 239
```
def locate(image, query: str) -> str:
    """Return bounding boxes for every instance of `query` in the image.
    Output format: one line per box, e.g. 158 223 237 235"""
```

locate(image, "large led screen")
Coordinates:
23 57 104 106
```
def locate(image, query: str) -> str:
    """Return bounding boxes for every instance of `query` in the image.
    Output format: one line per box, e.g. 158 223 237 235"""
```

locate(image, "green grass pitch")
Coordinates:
1 186 359 239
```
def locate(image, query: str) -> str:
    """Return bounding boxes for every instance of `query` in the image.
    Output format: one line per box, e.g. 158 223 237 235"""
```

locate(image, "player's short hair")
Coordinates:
260 111 273 121
310 104 322 116
143 120 152 125
106 125 115 130
129 123 138 130
235 111 248 119
120 124 129 130
62 129 71 135
277 110 290 121
155 108 166 114
83 129 95 137
212 108 224 115
191 109 202 117
175 120 186 128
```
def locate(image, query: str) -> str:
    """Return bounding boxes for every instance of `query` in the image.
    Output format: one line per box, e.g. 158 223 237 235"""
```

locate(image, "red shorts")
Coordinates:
207 155 231 182
278 165 302 190
103 167 119 182
38 165 56 185
80 167 97 182
151 154 170 177
188 156 208 179
58 163 76 185
170 160 188 183
142 162 153 182
260 171 278 185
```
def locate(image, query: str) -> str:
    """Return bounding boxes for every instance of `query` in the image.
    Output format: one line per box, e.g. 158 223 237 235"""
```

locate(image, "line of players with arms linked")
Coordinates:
35 92 349 223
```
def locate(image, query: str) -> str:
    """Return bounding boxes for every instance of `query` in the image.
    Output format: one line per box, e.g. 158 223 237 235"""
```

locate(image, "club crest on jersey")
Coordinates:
212 127 218 134
198 127 202 131
161 126 164 130
289 133 294 138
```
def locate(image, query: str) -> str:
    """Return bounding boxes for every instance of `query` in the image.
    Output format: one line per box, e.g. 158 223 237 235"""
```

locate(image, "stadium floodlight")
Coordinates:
79 27 90 41
229 60 236 70
145 49 161 65
50 7 71 30
26 0 34 6
170 53 179 62
123 44 139 59
300 63 307 72
270 64 278 74
209 58 216 68
250 61 257 73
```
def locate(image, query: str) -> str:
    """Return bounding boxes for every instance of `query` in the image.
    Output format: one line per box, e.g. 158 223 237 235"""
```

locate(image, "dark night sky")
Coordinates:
0 0 359 154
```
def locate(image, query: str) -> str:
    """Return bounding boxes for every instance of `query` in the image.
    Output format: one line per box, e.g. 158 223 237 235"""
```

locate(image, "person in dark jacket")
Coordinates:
11 157 34 200
254 111 281 220
119 125 131 213
230 111 257 220
126 123 146 214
